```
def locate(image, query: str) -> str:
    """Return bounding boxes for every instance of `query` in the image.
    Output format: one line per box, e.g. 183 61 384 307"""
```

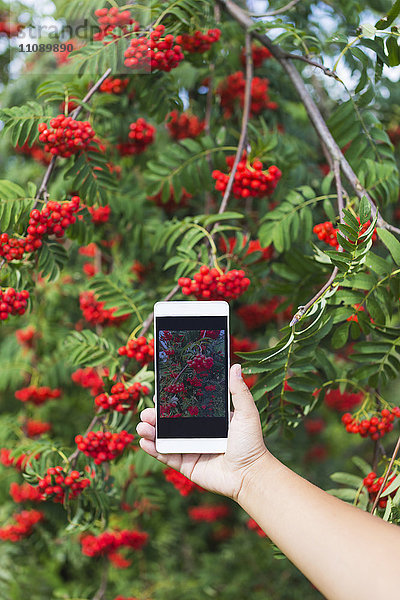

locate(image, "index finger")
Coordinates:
140 407 156 426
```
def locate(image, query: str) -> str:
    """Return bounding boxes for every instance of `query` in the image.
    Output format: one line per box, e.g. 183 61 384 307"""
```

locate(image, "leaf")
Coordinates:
330 472 363 487
65 330 119 376
331 322 350 349
359 197 371 224
377 228 400 265
375 0 400 29
37 242 68 282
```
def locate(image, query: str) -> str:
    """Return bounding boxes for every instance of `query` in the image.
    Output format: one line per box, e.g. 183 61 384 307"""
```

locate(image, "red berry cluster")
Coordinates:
15 142 52 165
163 468 204 496
363 471 399 509
79 243 97 257
38 116 95 158
124 24 184 72
201 329 220 339
117 118 156 156
79 290 129 326
37 466 91 503
95 382 150 413
148 184 192 213
186 376 202 387
71 367 107 396
165 382 185 395
188 503 230 522
230 335 258 362
176 29 221 53
24 419 52 438
10 482 43 503
188 355 214 373
388 125 400 145
88 204 111 224
15 325 36 348
237 298 292 330
341 407 400 440
166 110 205 140
94 7 138 42
118 336 154 365
220 235 273 260
15 385 62 406
75 430 134 465
0 510 44 542
213 154 281 199
240 43 272 67
100 76 129 94
178 265 250 300
346 303 366 323
0 448 36 470
324 388 363 412
81 529 148 566
217 71 277 118
0 288 29 321
314 218 377 250
304 417 325 436
0 196 80 263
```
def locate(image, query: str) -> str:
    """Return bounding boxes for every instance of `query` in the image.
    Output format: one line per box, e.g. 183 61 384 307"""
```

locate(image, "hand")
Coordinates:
136 363 270 502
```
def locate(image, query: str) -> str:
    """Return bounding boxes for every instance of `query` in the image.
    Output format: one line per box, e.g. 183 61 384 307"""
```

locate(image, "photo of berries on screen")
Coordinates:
158 329 225 418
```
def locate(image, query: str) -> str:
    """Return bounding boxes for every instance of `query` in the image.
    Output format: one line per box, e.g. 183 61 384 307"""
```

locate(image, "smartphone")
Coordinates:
154 300 230 454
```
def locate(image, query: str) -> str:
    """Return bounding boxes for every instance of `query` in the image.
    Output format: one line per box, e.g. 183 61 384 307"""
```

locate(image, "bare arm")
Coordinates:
137 364 400 600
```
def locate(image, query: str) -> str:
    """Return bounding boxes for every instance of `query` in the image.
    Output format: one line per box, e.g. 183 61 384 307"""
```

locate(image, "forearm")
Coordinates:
237 453 400 600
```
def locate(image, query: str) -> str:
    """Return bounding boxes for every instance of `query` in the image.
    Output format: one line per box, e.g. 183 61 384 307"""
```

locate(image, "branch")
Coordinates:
250 0 302 16
215 0 399 236
217 30 253 215
371 429 400 515
92 560 109 600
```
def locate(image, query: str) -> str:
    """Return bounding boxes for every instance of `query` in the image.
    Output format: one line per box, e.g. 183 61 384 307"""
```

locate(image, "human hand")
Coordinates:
136 363 271 502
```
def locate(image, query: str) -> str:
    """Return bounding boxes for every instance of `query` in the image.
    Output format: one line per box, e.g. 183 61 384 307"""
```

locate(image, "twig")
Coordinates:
215 0 400 237
371 429 400 514
250 0 302 17
289 267 338 326
282 52 338 79
216 31 253 216
92 560 109 600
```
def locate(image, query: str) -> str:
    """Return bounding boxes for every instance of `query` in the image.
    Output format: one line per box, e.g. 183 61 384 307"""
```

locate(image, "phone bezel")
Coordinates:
154 301 230 454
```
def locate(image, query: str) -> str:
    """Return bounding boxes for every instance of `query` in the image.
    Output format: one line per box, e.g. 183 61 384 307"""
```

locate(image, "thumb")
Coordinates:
229 364 257 413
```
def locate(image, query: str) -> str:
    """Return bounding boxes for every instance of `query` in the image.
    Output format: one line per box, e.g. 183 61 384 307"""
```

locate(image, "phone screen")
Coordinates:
155 315 229 439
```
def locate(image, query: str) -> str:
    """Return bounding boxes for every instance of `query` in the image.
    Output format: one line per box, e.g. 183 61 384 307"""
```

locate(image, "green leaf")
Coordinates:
377 229 400 265
359 197 371 224
330 472 363 487
375 0 400 29
331 322 350 349
37 242 68 282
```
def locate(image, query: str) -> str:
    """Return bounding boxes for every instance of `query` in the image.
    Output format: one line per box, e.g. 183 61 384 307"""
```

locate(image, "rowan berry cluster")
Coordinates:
163 467 204 496
176 29 221 53
81 528 148 568
219 235 273 260
213 154 281 199
0 510 44 542
75 430 134 465
15 385 62 406
363 471 399 509
341 407 400 440
324 388 363 412
201 330 220 339
15 326 36 348
116 118 155 155
188 503 230 522
188 406 199 416
88 204 111 224
15 142 51 165
314 218 377 250
178 265 251 300
95 382 150 413
71 367 107 396
304 417 325 435
148 185 192 213
240 43 271 67
186 376 202 387
37 466 91 503
0 196 80 263
0 448 35 470
164 382 185 395
100 76 129 94
38 116 95 158
237 298 291 330
118 336 154 365
347 303 365 323
0 288 29 321
188 355 214 373
10 482 43 503
24 419 52 438
79 290 129 326
217 72 277 118
166 110 205 140
94 7 138 42
124 24 184 72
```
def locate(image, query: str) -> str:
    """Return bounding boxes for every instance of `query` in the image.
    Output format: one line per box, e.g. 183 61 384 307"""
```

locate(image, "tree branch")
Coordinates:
250 0 302 17
92 559 109 600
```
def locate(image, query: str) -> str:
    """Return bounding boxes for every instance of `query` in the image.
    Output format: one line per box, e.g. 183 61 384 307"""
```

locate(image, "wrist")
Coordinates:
235 450 280 508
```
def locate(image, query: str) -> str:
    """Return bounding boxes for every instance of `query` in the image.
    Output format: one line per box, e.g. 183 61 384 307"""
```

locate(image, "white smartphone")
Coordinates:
154 300 230 454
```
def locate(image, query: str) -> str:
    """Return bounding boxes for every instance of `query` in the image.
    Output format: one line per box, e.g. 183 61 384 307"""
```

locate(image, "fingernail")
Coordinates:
232 364 242 378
